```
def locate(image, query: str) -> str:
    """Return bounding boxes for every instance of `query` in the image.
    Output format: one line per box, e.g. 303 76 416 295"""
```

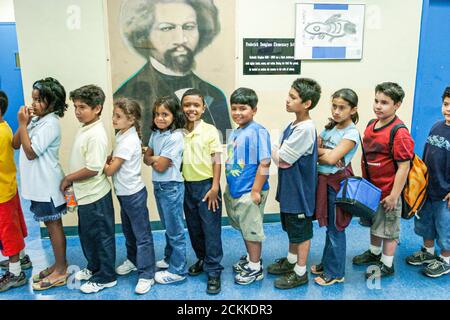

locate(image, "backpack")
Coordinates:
366 120 429 219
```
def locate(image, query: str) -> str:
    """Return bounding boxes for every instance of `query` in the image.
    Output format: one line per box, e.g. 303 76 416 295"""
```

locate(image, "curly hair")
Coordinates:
120 0 220 58
114 97 143 140
32 77 68 118
69 85 106 115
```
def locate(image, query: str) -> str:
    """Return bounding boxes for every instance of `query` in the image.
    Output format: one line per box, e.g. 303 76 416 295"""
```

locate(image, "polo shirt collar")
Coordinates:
186 120 205 137
80 118 102 131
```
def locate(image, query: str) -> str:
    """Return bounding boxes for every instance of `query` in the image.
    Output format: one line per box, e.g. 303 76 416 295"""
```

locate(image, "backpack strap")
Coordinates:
389 123 409 170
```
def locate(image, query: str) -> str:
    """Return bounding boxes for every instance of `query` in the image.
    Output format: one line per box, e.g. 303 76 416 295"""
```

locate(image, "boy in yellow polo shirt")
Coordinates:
0 90 29 292
181 89 224 295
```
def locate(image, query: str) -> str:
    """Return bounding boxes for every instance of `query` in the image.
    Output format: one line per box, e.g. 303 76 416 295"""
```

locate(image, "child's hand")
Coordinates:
251 190 262 205
106 155 113 165
203 187 220 212
60 176 71 193
17 106 31 126
380 195 398 212
444 192 450 209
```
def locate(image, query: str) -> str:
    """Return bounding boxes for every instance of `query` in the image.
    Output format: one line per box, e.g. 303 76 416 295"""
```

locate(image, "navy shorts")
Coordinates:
30 199 67 222
280 212 313 244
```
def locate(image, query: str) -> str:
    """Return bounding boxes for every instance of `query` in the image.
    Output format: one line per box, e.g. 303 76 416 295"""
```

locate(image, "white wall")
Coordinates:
0 0 15 22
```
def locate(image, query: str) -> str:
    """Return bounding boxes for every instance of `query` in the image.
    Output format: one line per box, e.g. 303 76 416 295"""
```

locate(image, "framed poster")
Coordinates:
294 3 365 60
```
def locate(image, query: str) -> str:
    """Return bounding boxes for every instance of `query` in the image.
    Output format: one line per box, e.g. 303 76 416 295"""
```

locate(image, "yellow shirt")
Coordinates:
182 120 223 182
0 121 17 203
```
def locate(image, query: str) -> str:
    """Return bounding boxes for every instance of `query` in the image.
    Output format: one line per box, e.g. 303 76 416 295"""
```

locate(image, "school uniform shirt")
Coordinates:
422 120 450 200
0 121 17 203
225 121 271 199
318 123 360 174
19 113 66 206
69 119 111 205
148 129 184 182
275 120 317 216
362 116 414 199
112 126 145 196
182 120 222 182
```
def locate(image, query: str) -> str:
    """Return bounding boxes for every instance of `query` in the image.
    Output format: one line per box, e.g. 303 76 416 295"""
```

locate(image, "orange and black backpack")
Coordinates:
388 124 429 219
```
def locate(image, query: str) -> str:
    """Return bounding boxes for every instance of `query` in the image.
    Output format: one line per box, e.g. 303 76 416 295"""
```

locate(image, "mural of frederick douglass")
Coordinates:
115 0 232 144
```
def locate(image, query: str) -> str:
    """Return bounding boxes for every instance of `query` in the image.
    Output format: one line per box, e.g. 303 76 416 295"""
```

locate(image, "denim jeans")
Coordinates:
184 179 224 277
117 187 156 280
321 187 346 278
153 181 187 276
77 191 116 284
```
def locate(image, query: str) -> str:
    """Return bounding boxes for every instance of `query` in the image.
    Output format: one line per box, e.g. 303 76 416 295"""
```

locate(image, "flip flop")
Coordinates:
32 275 68 291
32 267 53 283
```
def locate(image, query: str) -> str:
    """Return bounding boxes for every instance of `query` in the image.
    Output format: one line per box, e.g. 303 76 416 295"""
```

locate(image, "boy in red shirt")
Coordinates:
353 82 414 278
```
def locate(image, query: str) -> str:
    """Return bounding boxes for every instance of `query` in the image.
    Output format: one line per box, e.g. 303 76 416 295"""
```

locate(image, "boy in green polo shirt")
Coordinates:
181 89 224 295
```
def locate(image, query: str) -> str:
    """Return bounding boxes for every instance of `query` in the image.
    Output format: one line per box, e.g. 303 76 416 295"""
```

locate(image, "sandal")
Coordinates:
32 267 53 283
314 273 344 286
310 263 324 275
32 274 68 291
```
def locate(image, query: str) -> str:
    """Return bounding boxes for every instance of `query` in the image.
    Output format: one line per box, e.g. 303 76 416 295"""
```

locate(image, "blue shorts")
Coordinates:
30 199 67 222
414 198 450 251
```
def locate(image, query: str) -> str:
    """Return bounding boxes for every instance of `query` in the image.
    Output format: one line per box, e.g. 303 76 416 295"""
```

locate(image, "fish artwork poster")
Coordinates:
294 3 365 60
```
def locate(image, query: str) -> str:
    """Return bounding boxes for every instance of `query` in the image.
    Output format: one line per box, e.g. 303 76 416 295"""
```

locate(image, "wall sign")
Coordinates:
295 3 365 60
243 38 301 75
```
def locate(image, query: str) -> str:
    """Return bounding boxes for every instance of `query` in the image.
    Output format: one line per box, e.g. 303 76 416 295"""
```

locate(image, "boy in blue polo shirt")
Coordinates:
270 78 320 289
224 87 271 285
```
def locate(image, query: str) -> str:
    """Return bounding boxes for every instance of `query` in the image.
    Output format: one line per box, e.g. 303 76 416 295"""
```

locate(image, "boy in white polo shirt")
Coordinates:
60 85 116 294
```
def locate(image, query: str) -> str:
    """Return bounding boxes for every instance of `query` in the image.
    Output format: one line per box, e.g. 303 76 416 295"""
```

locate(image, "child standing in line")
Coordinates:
181 89 224 295
60 85 116 293
224 87 271 286
144 96 187 284
310 89 360 286
104 98 156 294
12 78 69 291
0 91 29 293
352 82 414 279
269 78 320 289
406 86 450 278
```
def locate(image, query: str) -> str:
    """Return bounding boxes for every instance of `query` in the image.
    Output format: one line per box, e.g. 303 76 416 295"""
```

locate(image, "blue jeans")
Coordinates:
184 179 224 277
153 181 187 275
415 198 450 251
321 187 346 278
78 191 116 284
117 187 156 280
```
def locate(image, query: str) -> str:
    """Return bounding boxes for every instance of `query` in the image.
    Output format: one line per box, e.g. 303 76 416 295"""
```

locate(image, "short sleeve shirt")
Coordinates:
225 121 271 198
362 117 414 199
148 129 184 182
19 113 66 206
112 127 145 196
0 121 17 203
182 120 222 182
318 123 360 174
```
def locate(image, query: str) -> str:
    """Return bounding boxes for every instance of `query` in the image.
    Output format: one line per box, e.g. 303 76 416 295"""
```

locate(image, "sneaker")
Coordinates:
80 280 117 294
353 250 381 265
188 259 204 276
74 268 93 281
235 264 264 285
0 255 32 270
422 257 450 278
0 271 27 292
267 257 295 275
135 278 155 294
156 259 169 269
310 263 324 275
116 259 137 275
232 255 248 273
365 261 395 279
314 273 344 286
406 247 438 266
274 271 308 289
155 270 186 284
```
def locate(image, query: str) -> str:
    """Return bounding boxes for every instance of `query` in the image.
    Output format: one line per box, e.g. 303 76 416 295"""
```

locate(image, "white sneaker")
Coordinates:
75 268 93 281
116 259 137 275
135 278 155 294
156 259 169 269
80 280 117 294
155 270 186 284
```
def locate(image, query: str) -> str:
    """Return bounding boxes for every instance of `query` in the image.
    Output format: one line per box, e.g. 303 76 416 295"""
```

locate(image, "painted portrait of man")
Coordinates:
113 0 233 144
